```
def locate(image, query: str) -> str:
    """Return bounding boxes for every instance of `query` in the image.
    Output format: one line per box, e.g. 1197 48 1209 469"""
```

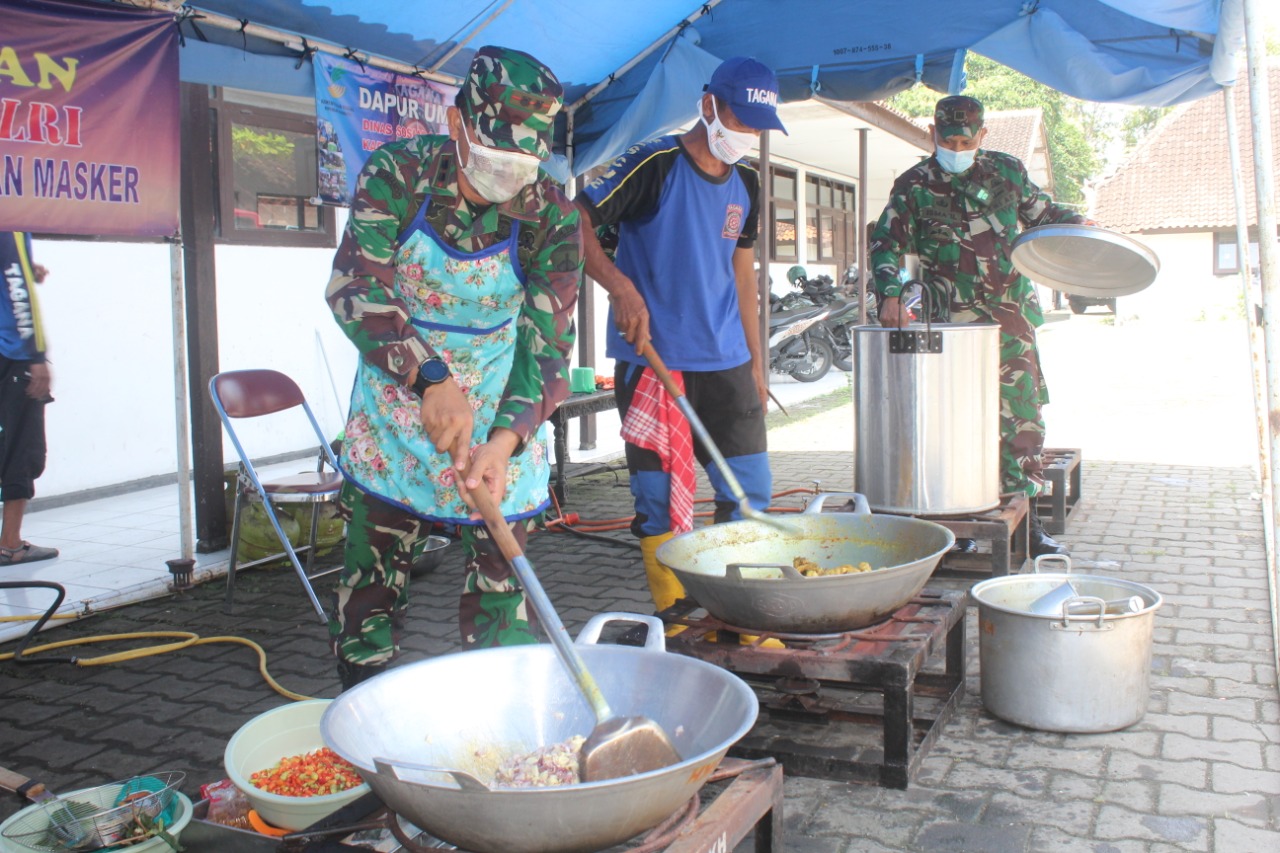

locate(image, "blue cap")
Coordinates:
705 56 788 135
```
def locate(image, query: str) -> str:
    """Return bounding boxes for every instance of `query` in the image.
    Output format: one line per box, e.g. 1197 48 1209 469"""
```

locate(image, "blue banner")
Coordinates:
313 54 457 205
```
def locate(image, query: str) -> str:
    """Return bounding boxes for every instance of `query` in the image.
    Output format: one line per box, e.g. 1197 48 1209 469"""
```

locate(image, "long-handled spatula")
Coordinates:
469 485 681 782
637 341 793 532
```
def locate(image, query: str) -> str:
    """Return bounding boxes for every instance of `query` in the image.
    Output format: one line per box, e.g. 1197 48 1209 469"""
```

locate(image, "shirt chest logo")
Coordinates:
722 203 743 239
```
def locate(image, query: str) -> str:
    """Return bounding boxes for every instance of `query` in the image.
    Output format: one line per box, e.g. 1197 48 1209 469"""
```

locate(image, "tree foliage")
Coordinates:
886 54 1100 207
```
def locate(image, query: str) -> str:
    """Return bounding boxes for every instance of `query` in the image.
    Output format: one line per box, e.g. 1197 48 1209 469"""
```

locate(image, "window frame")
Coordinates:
211 91 336 249
768 165 798 263
805 174 857 268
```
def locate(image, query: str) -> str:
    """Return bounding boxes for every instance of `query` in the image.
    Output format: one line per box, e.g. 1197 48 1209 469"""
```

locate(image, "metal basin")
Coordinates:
656 494 954 633
320 614 757 853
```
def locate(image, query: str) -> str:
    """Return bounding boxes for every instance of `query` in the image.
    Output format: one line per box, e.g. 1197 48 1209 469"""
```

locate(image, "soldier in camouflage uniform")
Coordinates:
870 95 1080 557
325 46 583 688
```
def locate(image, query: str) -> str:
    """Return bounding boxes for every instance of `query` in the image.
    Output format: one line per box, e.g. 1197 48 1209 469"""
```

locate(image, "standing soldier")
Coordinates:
326 47 582 689
870 94 1082 557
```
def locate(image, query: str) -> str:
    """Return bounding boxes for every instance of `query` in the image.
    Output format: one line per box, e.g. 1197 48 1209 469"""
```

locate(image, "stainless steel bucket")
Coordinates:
853 323 1000 514
970 558 1162 733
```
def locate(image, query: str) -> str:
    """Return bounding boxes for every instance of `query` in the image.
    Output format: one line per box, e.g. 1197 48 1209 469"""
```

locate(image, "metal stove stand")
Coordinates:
660 589 967 789
911 493 1031 579
1037 447 1082 535
186 758 782 853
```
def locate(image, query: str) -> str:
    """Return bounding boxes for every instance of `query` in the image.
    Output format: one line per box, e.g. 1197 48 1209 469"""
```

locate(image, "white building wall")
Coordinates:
31 211 358 501
1111 232 1245 322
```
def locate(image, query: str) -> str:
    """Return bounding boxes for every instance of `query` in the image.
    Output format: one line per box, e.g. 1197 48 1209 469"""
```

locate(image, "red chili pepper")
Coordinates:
249 748 362 797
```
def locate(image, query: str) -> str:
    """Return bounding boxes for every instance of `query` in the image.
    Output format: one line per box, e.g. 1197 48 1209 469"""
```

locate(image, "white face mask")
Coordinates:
460 122 542 203
934 135 977 174
701 98 757 164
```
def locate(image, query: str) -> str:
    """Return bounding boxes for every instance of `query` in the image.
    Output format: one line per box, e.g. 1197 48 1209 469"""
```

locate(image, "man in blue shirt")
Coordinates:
576 56 786 612
0 232 57 565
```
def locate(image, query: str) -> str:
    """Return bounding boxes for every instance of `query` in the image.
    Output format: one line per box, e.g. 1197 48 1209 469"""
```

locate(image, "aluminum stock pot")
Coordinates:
656 494 954 633
971 556 1163 733
320 614 757 853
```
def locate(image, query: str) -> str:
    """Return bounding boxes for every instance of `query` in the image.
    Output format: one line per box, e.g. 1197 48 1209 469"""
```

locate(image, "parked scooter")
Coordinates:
767 291 835 382
780 266 878 372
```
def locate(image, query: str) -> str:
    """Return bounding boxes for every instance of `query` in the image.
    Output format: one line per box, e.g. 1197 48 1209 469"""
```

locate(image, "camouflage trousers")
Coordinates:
953 309 1048 498
328 482 539 666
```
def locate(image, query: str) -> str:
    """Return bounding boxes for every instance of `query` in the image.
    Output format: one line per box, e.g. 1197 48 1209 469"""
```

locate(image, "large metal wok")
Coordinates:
656 494 955 633
320 614 757 853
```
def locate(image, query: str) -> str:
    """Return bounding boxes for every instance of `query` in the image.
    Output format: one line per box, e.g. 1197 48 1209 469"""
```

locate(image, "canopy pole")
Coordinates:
1224 83 1276 665
427 0 515 73
1242 0 1280 675
567 0 725 115
168 237 195 562
115 0 458 84
758 129 773 378
857 127 869 325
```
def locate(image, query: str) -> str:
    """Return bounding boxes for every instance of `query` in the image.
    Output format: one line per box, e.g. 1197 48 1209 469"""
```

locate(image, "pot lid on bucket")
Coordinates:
1010 224 1159 298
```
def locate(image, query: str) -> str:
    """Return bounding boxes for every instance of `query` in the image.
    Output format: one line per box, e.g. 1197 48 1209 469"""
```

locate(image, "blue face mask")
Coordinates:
935 144 977 174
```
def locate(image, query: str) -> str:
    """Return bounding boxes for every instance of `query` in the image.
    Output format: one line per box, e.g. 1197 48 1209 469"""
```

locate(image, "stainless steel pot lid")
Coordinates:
1010 224 1159 297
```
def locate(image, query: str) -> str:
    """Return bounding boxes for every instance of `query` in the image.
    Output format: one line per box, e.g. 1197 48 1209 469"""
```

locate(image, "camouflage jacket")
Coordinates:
870 150 1082 337
326 134 583 445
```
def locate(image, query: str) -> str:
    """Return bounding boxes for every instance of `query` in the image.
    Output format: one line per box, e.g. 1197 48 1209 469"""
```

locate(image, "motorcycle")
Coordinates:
779 265 878 372
767 291 835 382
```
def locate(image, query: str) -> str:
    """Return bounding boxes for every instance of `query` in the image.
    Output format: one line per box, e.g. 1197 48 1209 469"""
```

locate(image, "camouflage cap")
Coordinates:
933 95 984 139
459 45 563 161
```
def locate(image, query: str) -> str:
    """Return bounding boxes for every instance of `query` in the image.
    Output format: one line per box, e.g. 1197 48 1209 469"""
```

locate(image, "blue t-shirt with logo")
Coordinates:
580 136 759 372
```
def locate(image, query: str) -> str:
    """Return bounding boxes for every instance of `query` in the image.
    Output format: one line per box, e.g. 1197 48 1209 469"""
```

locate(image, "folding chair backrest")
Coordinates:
212 369 306 419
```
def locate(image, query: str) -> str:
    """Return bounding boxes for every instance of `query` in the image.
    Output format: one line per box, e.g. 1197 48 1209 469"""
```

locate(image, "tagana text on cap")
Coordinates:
933 95 984 140
705 56 789 136
461 45 563 161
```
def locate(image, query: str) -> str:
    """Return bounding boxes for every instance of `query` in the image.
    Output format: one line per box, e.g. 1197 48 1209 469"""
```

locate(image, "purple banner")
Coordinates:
314 54 457 205
0 0 179 237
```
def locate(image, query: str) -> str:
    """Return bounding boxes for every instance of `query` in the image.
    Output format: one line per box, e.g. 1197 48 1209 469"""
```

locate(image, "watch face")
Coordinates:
421 359 450 383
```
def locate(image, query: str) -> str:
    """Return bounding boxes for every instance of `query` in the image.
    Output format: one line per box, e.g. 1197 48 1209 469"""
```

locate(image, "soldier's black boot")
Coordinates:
337 658 387 691
1028 513 1068 558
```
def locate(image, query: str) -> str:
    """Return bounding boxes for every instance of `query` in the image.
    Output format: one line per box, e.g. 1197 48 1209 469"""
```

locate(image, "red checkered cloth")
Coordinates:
620 368 696 534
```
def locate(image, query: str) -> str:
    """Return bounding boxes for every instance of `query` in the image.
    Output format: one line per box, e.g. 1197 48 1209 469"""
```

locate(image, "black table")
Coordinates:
548 388 618 502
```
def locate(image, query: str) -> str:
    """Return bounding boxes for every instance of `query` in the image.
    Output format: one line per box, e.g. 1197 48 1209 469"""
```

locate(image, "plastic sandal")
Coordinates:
0 542 59 565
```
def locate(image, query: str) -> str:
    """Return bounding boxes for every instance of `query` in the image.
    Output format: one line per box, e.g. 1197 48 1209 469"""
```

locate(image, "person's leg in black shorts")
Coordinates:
0 357 56 565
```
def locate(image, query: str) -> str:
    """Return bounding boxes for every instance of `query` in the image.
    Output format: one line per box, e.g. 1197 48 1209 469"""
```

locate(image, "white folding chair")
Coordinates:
209 369 344 623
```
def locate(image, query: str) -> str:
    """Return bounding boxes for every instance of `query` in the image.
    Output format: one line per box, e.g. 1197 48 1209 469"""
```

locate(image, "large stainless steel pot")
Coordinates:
320 614 757 853
656 494 954 633
854 323 1000 514
971 556 1162 733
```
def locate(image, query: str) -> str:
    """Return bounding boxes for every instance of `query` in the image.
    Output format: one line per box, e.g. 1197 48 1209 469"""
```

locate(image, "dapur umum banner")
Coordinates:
0 0 179 237
314 54 457 205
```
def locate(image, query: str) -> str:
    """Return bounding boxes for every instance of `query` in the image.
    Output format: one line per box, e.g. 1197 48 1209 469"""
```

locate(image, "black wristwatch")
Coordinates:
411 357 451 396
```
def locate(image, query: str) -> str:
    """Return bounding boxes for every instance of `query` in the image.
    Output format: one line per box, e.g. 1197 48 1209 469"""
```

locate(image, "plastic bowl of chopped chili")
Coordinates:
224 699 371 831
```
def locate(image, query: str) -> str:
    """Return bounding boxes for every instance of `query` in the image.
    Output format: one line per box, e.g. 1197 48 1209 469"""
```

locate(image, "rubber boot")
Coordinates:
639 532 683 613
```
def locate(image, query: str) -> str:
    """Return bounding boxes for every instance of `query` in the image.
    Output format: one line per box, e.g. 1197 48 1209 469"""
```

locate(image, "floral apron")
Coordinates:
340 203 550 525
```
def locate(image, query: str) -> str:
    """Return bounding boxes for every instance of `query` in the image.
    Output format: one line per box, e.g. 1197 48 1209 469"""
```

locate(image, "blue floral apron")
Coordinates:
340 203 550 524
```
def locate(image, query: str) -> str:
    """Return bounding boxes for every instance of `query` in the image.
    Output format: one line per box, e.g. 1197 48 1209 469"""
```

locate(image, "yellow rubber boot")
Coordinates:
639 532 683 613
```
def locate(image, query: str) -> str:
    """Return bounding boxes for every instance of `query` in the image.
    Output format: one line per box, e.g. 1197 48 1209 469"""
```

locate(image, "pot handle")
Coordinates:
373 757 491 793
725 562 807 581
804 492 871 516
576 612 666 652
1033 554 1072 574
1054 596 1109 628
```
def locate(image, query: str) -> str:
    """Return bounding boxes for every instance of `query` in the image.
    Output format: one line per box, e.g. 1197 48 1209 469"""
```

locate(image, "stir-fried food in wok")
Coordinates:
793 556 874 577
493 735 586 788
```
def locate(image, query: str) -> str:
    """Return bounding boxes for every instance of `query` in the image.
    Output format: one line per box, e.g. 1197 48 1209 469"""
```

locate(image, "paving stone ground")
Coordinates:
1 450 1277 852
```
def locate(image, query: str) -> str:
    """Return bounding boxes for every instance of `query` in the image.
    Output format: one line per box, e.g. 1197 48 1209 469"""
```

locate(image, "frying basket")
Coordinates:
1 772 185 852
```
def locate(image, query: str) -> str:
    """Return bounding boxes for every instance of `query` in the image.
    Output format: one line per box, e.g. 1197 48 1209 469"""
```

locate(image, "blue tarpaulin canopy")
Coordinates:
151 0 1243 175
